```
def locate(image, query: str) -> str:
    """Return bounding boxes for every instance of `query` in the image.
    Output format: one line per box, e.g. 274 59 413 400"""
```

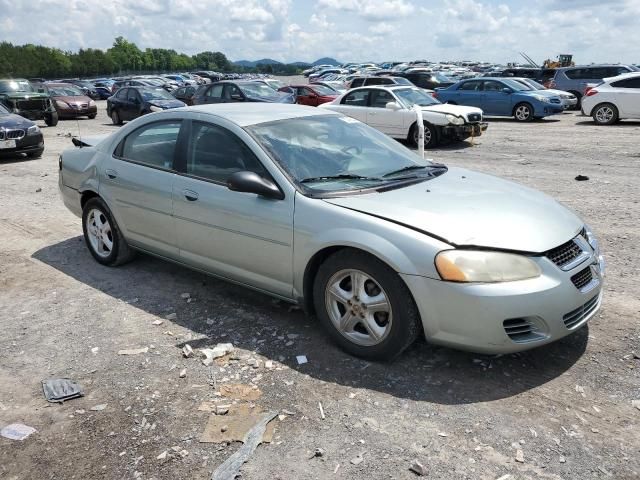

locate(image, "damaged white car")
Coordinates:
320 85 488 148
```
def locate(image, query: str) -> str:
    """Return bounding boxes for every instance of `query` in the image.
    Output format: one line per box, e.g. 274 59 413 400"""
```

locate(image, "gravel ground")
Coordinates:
0 96 639 480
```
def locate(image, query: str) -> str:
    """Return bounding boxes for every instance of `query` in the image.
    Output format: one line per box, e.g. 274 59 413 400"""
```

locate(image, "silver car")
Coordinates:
59 104 604 360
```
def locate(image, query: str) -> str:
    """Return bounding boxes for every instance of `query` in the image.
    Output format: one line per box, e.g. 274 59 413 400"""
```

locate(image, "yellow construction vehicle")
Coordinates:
543 54 574 68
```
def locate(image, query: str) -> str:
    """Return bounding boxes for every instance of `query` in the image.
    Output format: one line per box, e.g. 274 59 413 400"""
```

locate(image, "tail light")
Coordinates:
432 92 438 98
585 89 598 97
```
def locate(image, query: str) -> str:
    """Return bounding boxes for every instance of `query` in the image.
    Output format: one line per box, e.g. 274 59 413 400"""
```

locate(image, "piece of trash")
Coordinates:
309 448 325 459
42 378 84 403
91 347 99 354
182 344 194 358
166 313 177 320
318 402 325 420
296 355 308 365
438 432 448 437
201 343 234 366
1 423 37 441
220 384 262 401
210 411 278 480
575 175 589 181
90 404 107 411
559 455 566 463
180 292 191 299
118 347 148 355
179 369 187 378
410 459 428 476
216 405 231 415
35 187 42 193
350 453 364 465
515 448 525 463
200 404 276 444
221 425 228 433
157 451 168 460
152 320 163 326
334 463 340 474
632 400 640 410
264 360 274 370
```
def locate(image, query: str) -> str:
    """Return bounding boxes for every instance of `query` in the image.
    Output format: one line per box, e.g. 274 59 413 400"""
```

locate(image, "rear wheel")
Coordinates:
45 112 58 127
82 197 135 266
513 102 534 122
111 110 122 125
410 122 439 149
313 249 421 360
592 103 618 125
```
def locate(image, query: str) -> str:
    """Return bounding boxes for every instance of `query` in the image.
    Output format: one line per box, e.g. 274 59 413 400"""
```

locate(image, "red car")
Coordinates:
278 84 338 106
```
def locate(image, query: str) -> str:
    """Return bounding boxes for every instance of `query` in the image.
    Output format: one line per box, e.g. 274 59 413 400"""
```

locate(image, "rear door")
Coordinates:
452 80 483 108
295 87 315 106
204 83 224 104
99 120 183 258
332 89 370 122
122 89 142 121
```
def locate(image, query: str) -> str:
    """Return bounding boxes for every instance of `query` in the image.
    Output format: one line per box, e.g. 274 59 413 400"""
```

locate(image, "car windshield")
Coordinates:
140 88 175 101
311 85 337 96
241 83 280 98
525 79 546 90
502 79 529 91
248 114 442 194
0 79 34 93
392 77 412 85
434 73 452 82
49 85 84 96
264 79 286 90
394 88 440 107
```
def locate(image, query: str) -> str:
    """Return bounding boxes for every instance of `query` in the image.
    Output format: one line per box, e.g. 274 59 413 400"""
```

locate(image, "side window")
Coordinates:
176 87 186 96
366 78 382 85
187 122 266 183
564 69 583 79
295 87 308 96
116 88 128 99
483 81 504 92
350 78 364 88
207 84 223 98
186 87 195 95
612 77 640 88
609 66 631 76
303 88 315 96
223 84 242 99
458 81 481 91
341 89 369 106
127 90 139 103
370 90 395 108
119 121 181 170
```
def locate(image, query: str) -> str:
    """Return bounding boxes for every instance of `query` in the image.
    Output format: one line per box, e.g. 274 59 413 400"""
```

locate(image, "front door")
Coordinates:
99 120 182 258
172 120 294 297
366 89 404 136
481 80 512 115
122 90 142 121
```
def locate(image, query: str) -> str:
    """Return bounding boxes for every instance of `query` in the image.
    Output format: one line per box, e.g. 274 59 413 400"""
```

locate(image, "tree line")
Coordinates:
0 37 306 79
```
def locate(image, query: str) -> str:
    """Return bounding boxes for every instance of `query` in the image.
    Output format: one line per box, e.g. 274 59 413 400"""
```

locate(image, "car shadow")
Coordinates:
0 153 41 163
400 139 477 152
483 117 562 123
32 237 588 405
575 120 640 127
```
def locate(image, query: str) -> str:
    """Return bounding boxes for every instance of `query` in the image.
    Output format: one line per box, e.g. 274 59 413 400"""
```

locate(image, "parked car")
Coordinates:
348 76 413 89
435 78 564 121
192 81 295 105
547 64 639 107
46 83 97 119
398 72 454 90
494 67 557 84
58 103 603 359
60 79 100 100
94 86 114 100
0 102 44 158
173 86 197 106
581 72 640 125
309 69 346 81
314 81 346 94
320 86 486 148
278 84 338 106
253 78 287 91
106 87 185 125
510 78 578 110
0 78 58 126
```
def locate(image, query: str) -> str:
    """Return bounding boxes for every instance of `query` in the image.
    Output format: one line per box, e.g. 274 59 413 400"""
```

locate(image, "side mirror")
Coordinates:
385 101 401 110
227 171 284 200
502 88 512 94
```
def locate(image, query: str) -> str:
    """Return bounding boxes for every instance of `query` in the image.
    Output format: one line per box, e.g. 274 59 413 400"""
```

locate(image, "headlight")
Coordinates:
583 225 599 253
27 125 40 135
445 114 465 125
532 95 551 103
435 250 541 283
149 105 163 112
89 100 96 106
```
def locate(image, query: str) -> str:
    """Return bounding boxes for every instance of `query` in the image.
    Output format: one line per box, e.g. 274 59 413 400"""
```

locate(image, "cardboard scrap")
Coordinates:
200 404 276 444
220 384 263 401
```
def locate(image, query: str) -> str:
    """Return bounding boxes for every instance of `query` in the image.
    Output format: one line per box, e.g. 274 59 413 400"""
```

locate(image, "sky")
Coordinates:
1 0 639 64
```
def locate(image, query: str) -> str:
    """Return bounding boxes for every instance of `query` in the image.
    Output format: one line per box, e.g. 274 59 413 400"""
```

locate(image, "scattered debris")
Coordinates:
42 378 84 403
309 448 325 459
157 451 168 460
152 320 163 326
90 404 108 411
220 384 262 401
1 423 36 441
210 411 277 480
201 343 234 366
410 459 428 476
334 463 340 474
350 452 365 465
216 405 230 415
318 402 325 420
264 360 274 370
118 347 148 355
575 175 589 181
35 187 42 193
575 385 585 395
182 344 194 358
200 405 276 444
515 449 525 463
90 347 99 355
296 355 308 365
495 475 512 480
221 425 228 433
179 368 187 378
438 432 448 437
559 455 566 463
165 313 177 321
180 292 191 299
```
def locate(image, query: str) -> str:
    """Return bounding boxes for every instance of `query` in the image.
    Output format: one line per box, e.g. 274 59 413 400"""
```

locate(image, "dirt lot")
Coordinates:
1 97 639 480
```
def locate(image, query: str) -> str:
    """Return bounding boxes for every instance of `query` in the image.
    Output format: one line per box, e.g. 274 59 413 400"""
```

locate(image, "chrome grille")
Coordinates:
6 129 25 139
571 267 593 290
563 295 599 329
546 239 582 267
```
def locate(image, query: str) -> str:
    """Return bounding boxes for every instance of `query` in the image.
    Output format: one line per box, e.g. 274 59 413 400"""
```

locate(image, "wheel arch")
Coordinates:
80 189 100 209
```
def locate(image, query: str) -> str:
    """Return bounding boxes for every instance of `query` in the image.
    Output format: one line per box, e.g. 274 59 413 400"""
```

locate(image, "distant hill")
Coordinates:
233 57 340 67
313 57 340 66
233 58 282 67
289 61 312 67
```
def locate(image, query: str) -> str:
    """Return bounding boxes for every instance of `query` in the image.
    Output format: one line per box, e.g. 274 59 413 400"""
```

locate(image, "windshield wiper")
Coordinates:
300 174 382 184
382 164 447 178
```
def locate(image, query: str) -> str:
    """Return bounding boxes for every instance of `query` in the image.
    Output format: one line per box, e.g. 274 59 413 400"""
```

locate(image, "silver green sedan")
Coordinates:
58 104 604 360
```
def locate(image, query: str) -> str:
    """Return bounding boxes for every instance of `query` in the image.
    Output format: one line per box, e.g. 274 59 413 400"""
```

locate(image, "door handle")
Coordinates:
182 189 199 201
105 169 118 179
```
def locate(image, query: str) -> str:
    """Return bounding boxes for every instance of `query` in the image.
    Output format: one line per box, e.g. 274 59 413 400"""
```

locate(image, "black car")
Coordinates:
398 71 455 90
106 87 186 125
0 103 45 158
173 86 197 105
192 81 295 105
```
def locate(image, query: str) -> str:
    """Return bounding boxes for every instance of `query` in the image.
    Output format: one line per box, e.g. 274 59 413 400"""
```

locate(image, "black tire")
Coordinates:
88 113 97 119
82 197 135 266
513 102 534 122
111 110 122 125
313 249 422 361
45 112 59 127
410 122 439 149
27 149 44 159
592 103 619 125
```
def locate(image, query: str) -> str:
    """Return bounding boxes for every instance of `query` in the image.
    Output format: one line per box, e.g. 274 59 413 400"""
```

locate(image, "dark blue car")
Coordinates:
106 86 186 125
435 78 564 121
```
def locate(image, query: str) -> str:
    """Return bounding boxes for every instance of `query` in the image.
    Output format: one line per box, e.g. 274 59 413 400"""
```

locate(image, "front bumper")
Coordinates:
442 122 488 139
562 98 578 109
0 133 44 155
57 105 98 118
401 252 604 354
540 104 565 116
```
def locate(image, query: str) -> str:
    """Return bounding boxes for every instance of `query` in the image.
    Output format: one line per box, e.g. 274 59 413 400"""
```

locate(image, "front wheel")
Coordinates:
513 103 534 122
88 113 97 119
82 197 135 266
313 249 422 360
410 122 439 149
592 103 619 125
45 112 59 127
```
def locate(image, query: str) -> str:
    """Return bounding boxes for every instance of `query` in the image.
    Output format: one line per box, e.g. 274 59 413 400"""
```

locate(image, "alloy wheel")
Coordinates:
86 208 114 258
515 105 531 121
595 106 614 124
414 125 432 146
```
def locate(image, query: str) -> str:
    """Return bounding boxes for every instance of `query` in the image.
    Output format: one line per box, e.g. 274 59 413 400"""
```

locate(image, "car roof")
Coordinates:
556 64 635 70
603 71 640 82
186 103 338 127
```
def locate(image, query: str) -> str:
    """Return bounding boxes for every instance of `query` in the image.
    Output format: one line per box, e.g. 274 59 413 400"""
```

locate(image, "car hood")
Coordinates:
323 166 583 253
52 95 92 104
0 113 36 128
149 99 185 108
421 103 482 118
1 91 50 100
